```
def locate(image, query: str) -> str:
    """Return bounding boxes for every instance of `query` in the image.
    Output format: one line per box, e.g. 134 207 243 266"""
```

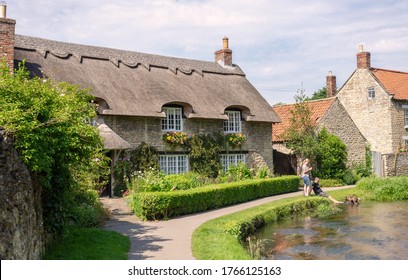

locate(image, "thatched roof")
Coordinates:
14 35 280 123
98 123 131 150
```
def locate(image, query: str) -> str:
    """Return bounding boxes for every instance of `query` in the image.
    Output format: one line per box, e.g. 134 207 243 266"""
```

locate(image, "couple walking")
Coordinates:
300 158 342 204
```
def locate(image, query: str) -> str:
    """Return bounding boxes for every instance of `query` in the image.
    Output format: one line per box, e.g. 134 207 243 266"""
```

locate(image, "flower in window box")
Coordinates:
162 131 187 146
225 133 246 147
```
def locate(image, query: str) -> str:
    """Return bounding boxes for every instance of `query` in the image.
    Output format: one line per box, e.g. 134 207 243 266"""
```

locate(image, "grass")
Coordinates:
192 187 358 260
43 227 130 260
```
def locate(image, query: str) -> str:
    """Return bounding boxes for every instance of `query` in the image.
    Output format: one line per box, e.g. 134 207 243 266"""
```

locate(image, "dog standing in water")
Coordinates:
344 194 360 205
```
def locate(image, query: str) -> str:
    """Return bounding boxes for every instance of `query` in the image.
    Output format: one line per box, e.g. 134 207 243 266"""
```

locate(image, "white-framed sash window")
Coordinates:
162 107 183 131
159 154 188 175
220 154 246 173
224 110 242 133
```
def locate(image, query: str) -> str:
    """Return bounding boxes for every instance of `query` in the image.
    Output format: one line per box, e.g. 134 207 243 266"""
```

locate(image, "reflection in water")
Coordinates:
251 201 408 260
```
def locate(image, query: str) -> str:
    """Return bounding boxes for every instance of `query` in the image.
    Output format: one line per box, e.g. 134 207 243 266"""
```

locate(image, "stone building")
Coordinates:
336 45 408 176
272 74 367 175
1 5 280 195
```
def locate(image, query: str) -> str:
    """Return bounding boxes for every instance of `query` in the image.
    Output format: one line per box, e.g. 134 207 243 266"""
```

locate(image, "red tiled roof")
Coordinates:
371 68 408 100
272 98 336 142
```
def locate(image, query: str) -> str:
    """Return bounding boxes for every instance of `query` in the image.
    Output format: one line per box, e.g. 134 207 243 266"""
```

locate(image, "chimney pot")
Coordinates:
0 1 6 18
222 36 229 49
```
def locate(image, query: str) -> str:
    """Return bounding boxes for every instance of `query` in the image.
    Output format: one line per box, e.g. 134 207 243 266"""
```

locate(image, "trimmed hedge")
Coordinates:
132 176 300 220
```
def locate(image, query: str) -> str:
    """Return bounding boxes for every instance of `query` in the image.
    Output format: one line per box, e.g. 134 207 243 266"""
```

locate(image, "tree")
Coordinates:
305 87 327 101
0 62 109 234
282 86 319 163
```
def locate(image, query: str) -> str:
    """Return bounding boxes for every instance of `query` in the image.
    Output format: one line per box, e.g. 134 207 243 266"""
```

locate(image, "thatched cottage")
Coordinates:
1 6 280 194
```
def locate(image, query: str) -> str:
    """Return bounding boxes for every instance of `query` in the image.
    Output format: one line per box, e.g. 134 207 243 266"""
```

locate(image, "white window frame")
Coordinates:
367 87 375 99
159 155 188 175
224 110 242 133
221 154 246 173
403 106 408 128
162 107 183 131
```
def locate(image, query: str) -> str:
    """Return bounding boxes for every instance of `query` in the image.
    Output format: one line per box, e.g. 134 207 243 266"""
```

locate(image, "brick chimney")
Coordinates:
214 36 232 66
0 1 16 71
357 44 371 69
326 71 337 97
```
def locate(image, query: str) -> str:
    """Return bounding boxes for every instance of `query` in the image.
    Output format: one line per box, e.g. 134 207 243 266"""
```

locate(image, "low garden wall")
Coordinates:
132 176 300 220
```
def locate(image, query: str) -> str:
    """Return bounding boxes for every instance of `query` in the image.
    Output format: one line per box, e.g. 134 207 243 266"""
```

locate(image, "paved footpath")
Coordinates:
100 185 355 260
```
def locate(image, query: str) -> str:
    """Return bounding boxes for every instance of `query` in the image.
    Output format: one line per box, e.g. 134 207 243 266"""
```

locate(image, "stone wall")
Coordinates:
319 99 367 165
383 153 408 177
0 128 44 259
337 69 395 154
103 115 274 171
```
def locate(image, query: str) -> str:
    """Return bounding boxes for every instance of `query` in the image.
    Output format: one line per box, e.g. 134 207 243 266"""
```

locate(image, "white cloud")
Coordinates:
7 0 408 104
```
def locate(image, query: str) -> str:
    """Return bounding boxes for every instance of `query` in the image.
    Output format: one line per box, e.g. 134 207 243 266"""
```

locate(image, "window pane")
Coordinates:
159 155 188 175
224 110 242 132
162 107 183 131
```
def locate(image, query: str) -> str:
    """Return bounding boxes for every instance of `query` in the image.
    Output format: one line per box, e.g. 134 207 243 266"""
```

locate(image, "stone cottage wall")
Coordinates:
383 153 408 177
103 115 274 171
318 99 367 165
0 128 44 259
337 69 394 154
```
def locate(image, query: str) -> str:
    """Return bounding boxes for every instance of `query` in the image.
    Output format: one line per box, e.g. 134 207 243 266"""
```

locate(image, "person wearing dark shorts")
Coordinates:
310 177 342 204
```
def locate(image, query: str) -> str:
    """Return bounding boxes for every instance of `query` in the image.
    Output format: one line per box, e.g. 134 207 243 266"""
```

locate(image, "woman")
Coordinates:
300 158 312 196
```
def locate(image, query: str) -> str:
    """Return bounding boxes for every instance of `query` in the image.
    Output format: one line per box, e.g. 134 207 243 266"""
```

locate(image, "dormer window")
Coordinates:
162 107 183 131
224 110 242 133
368 87 375 99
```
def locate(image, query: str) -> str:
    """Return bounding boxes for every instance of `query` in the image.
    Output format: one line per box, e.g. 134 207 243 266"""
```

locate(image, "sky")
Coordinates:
6 0 408 105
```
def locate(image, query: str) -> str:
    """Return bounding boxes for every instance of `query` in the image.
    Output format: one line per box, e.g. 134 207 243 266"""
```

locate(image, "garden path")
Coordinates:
100 185 356 260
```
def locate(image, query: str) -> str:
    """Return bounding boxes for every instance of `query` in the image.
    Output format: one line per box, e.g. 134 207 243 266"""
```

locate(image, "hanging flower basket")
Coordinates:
225 133 246 147
162 131 187 146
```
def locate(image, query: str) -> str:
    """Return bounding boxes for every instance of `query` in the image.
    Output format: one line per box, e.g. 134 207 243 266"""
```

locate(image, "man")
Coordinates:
308 177 343 204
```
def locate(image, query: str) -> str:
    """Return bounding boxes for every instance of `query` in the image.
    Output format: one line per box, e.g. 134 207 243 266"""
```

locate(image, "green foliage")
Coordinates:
132 176 300 220
130 142 159 173
314 128 347 179
0 62 109 235
227 162 253 181
312 202 343 218
356 176 408 201
319 178 344 187
305 87 327 101
0 63 103 181
43 227 130 260
188 133 223 178
283 87 319 161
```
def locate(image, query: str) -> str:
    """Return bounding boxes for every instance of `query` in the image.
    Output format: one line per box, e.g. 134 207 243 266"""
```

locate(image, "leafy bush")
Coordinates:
315 128 347 179
357 176 408 201
319 178 344 187
227 162 253 181
0 63 108 235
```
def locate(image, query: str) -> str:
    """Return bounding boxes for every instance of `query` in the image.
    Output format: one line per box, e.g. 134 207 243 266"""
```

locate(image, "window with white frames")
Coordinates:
221 154 246 173
162 107 183 131
159 155 188 175
368 87 375 99
223 110 242 133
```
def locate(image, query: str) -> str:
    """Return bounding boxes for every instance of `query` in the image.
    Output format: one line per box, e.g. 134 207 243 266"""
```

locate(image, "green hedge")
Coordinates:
132 176 300 220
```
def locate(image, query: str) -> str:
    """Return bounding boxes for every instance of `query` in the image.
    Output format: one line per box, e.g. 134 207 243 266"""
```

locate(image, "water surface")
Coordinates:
251 201 408 260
